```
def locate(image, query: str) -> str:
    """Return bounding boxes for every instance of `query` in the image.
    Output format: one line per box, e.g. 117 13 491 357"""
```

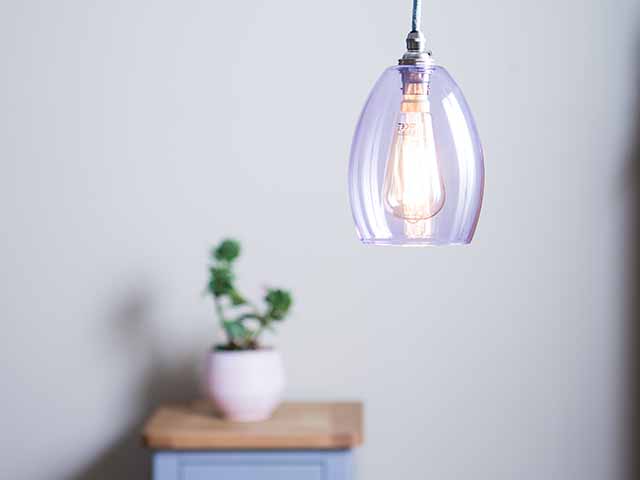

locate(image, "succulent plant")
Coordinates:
206 239 293 350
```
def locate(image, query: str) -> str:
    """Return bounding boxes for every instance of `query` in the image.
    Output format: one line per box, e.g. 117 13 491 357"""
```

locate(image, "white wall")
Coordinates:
0 1 637 479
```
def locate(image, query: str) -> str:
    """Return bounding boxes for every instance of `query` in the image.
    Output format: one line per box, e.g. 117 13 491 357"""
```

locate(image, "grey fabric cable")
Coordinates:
411 0 422 32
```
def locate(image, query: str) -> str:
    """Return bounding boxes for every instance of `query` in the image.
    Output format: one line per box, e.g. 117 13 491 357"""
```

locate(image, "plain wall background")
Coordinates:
0 0 638 479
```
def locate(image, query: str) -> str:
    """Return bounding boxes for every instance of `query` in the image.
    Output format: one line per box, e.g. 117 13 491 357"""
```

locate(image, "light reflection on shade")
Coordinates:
443 92 477 240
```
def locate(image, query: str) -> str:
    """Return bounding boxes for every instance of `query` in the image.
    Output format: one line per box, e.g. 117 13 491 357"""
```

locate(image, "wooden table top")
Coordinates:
142 401 363 450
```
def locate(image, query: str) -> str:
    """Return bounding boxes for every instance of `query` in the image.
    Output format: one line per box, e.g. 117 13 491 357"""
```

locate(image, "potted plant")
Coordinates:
204 238 293 422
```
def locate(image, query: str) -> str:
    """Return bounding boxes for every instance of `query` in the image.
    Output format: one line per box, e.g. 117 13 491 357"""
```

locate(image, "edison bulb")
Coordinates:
382 78 445 238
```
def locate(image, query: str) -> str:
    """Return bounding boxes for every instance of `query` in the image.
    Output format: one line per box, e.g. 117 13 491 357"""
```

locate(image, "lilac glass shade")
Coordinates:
348 64 484 246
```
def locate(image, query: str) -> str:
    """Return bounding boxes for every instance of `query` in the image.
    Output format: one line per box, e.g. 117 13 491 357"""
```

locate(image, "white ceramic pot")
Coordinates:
205 348 285 422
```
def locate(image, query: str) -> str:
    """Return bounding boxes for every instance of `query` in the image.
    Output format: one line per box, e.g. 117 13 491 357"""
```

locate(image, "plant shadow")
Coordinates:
71 288 201 480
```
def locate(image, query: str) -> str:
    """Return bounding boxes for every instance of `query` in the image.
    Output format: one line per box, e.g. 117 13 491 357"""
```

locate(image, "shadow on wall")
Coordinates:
71 288 201 480
627 35 640 480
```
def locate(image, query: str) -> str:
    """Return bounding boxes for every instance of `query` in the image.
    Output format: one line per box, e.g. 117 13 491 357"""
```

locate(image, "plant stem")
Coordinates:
213 295 226 322
249 318 272 342
214 296 234 346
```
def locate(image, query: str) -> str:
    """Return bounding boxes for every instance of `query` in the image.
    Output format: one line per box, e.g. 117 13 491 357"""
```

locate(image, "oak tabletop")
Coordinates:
142 401 363 450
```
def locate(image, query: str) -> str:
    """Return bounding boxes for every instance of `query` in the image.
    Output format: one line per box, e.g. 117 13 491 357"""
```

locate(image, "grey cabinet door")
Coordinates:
153 450 353 480
182 463 323 480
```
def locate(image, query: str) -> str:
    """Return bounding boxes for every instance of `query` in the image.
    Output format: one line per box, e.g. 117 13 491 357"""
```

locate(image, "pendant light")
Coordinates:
348 0 484 246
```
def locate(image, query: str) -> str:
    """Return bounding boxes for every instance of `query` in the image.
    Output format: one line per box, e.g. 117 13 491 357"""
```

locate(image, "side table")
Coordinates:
142 401 363 480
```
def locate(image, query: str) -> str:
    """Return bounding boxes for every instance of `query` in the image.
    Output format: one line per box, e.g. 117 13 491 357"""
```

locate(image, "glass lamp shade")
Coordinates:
348 64 484 246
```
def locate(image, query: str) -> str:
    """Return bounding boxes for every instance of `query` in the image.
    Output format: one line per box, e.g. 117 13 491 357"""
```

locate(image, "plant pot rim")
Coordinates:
210 345 277 354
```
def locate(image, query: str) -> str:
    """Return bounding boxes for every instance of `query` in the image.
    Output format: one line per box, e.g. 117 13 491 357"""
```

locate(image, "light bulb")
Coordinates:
382 76 445 238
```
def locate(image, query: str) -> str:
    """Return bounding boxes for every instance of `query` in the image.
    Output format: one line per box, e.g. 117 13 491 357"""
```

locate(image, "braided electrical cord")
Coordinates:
411 0 422 31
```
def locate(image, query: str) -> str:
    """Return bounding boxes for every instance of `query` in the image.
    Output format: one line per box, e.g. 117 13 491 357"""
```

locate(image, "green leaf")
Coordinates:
224 320 249 343
229 289 247 306
213 239 241 263
264 289 292 321
233 312 262 323
208 266 234 297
